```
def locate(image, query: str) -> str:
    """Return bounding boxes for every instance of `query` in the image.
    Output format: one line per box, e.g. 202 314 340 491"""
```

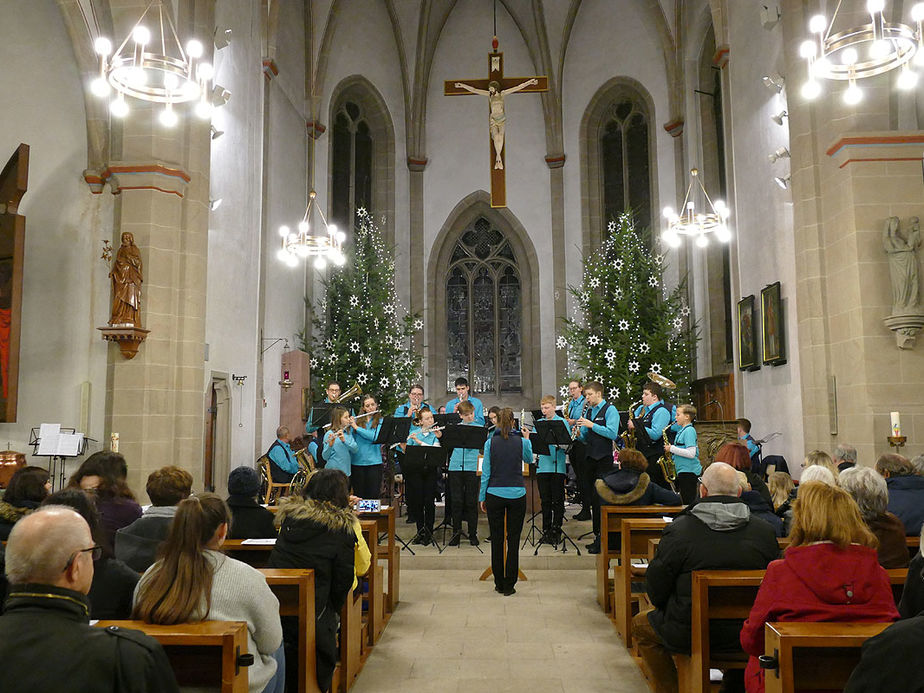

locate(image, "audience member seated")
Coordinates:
42 489 139 620
0 465 50 540
133 493 284 693
632 462 780 693
911 453 924 477
267 426 300 485
800 464 836 485
876 453 924 535
740 482 899 693
767 471 794 512
840 466 909 569
898 526 924 619
0 506 179 691
115 466 192 572
735 471 783 537
268 469 359 693
68 451 142 551
801 449 841 480
843 613 924 692
595 448 682 506
226 466 277 539
716 442 773 507
834 443 858 472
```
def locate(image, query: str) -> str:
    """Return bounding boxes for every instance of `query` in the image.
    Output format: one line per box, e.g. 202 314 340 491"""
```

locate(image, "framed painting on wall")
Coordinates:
761 281 786 365
737 295 760 372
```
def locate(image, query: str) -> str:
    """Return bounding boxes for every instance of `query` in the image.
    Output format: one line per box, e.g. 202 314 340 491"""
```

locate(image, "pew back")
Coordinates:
259 569 320 693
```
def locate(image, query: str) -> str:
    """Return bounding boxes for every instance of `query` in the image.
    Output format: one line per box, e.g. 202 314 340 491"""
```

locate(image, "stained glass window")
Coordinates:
330 101 373 231
601 99 651 234
445 218 521 394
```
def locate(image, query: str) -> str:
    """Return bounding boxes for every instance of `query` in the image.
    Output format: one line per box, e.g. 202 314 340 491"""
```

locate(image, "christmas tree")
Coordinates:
559 212 697 408
298 209 422 414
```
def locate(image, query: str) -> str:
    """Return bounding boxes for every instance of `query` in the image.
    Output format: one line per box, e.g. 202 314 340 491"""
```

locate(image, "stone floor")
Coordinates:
351 504 650 693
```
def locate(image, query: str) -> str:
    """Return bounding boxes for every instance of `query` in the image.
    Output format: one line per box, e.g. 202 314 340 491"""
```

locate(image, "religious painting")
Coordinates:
761 281 786 365
0 144 28 422
737 295 759 372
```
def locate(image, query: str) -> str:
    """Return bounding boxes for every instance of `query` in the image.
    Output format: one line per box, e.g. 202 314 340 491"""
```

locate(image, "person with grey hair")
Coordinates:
840 466 909 568
834 443 858 472
0 506 178 691
631 462 780 693
911 454 924 477
800 465 837 486
876 453 924 535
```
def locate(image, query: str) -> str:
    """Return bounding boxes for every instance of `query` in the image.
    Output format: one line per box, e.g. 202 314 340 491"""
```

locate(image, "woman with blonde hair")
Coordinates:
739 482 899 693
802 449 840 480
133 494 284 693
767 471 794 511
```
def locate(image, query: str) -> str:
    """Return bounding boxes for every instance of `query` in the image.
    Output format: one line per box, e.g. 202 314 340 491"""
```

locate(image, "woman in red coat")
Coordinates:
739 482 899 693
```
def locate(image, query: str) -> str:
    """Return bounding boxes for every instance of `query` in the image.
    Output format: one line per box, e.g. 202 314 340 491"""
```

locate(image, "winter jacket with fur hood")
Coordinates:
596 469 681 507
740 543 899 693
0 499 34 540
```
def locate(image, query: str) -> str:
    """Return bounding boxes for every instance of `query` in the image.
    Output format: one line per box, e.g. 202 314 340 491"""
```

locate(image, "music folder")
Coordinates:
374 416 412 445
433 412 462 427
533 418 572 456
309 402 336 430
440 424 488 451
401 444 448 473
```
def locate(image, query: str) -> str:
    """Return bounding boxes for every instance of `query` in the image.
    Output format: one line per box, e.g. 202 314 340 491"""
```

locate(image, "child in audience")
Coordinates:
536 395 568 543
447 400 481 546
740 482 899 693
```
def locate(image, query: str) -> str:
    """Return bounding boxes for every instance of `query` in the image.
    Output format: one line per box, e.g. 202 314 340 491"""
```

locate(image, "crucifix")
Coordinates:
445 39 548 208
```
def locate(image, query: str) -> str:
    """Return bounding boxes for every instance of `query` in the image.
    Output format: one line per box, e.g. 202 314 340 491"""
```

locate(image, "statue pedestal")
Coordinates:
98 325 150 360
883 311 924 349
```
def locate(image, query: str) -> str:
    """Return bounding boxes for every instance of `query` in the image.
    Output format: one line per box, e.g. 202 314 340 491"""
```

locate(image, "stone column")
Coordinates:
545 153 568 383
407 156 427 383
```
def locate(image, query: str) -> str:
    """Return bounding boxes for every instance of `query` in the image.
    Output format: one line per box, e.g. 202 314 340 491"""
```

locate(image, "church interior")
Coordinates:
2 0 924 691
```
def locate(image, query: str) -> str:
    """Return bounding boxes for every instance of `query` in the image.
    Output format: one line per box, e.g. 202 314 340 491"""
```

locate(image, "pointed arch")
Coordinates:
426 190 540 405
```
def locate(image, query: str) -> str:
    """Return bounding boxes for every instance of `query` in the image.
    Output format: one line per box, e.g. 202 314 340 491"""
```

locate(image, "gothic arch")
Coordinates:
580 76 659 257
327 75 396 246
426 190 540 406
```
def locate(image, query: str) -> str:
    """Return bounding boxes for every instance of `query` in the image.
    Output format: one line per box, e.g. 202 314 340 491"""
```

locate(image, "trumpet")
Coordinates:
657 429 678 491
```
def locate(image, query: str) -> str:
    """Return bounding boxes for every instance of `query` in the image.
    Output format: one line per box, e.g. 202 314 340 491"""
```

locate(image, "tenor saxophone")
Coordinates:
621 400 642 449
658 429 678 491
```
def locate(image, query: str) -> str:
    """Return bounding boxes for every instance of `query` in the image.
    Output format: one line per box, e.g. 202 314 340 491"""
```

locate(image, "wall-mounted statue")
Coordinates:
108 232 143 327
882 216 924 349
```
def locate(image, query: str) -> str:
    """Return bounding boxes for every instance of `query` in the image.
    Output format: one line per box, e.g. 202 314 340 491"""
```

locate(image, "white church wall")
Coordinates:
725 3 805 469
205 0 265 471
0 0 111 462
425 1 552 398
560 0 678 376
273 0 308 122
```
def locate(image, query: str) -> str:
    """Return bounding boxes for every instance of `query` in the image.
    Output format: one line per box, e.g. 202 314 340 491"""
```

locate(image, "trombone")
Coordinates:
330 382 362 403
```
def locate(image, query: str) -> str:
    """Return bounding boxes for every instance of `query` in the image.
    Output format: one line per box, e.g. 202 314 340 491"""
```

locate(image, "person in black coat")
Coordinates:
899 547 924 619
225 466 277 539
268 469 356 693
876 453 924 535
735 471 784 537
0 465 50 540
595 448 682 507
0 506 178 692
42 489 140 620
632 462 780 693
844 614 924 692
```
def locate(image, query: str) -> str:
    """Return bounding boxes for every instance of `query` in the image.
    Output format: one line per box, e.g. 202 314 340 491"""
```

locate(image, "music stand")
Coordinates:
401 445 448 552
308 403 335 432
375 418 415 554
29 427 92 491
530 420 582 555
433 412 461 427
438 424 487 553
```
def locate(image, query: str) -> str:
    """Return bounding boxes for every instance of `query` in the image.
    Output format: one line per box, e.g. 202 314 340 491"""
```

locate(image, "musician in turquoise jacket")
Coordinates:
536 395 568 543
351 394 383 499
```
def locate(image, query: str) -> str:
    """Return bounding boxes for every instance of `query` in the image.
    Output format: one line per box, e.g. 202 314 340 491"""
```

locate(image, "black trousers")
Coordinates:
588 456 615 536
570 441 592 510
485 494 527 591
449 470 479 535
406 467 438 535
676 471 698 505
351 465 382 500
537 472 566 534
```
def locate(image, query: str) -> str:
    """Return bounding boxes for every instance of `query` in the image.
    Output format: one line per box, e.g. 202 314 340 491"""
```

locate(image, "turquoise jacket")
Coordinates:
445 396 486 425
323 429 357 476
448 421 483 472
671 423 702 475
352 419 383 467
536 414 568 474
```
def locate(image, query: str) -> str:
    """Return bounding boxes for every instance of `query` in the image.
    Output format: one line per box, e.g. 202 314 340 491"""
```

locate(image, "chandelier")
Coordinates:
799 1 924 104
277 191 347 269
661 169 731 249
90 0 216 124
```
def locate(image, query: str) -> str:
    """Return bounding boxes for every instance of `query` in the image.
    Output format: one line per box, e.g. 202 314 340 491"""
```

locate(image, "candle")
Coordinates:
890 412 902 437
110 432 119 452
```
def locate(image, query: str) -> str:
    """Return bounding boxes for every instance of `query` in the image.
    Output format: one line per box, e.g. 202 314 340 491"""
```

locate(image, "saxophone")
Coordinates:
571 398 590 440
621 400 641 449
658 429 678 491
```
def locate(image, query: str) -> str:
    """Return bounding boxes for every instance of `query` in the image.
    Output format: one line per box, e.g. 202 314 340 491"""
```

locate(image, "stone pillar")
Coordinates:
782 0 924 462
545 153 568 383
407 156 427 383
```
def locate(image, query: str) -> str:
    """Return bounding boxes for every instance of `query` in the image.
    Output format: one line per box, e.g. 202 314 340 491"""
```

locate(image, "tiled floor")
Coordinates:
350 566 650 693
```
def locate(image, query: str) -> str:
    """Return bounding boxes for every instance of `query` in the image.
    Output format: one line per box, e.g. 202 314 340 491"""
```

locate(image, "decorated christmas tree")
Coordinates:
299 210 422 413
558 212 697 408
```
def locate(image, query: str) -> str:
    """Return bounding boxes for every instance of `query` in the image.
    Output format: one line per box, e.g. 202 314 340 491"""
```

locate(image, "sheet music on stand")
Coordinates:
30 425 95 490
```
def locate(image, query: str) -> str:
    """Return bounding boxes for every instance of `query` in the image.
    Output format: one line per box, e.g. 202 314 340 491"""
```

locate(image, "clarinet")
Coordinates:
570 399 590 440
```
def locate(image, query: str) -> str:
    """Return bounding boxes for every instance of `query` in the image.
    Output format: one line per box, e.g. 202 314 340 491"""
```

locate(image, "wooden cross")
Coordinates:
445 49 548 208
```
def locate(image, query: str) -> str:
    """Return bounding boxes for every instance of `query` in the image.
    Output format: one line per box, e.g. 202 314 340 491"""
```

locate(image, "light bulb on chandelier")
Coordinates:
662 169 732 248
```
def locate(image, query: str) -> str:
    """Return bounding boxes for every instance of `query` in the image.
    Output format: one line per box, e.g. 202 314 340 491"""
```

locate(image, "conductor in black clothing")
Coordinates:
226 466 277 539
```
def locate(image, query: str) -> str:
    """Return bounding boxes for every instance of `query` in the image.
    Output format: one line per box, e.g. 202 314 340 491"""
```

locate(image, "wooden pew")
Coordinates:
762 622 891 693
222 539 275 568
335 583 364 693
94 620 250 693
597 505 683 614
612 518 673 648
359 519 385 647
359 504 399 612
259 569 320 693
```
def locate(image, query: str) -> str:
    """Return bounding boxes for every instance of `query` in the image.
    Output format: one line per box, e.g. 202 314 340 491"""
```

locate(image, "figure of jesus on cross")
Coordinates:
445 45 547 207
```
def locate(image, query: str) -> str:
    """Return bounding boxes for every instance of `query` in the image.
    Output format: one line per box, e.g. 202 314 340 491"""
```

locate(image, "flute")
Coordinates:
323 409 379 429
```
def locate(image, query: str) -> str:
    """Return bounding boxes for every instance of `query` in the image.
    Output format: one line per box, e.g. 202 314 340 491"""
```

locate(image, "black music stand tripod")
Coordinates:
402 444 448 552
376 417 416 555
529 419 581 555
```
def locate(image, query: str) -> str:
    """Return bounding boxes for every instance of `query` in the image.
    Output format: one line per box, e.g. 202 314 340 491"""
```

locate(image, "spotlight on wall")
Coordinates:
760 3 781 30
210 85 232 108
210 125 224 140
773 175 791 190
768 146 791 164
762 73 786 93
209 198 223 211
214 28 232 50
770 110 788 126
